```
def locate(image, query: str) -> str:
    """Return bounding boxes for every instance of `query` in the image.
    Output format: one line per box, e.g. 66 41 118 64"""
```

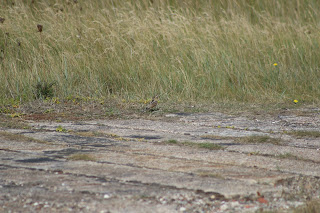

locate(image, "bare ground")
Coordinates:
1 102 320 212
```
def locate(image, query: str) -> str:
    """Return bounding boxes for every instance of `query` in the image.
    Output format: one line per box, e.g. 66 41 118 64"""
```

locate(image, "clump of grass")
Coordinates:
166 140 224 150
0 119 30 129
67 153 96 161
197 172 225 179
236 135 282 145
167 139 178 144
277 153 300 160
34 81 55 99
201 135 233 140
0 131 49 144
56 125 68 132
293 199 320 213
286 130 320 138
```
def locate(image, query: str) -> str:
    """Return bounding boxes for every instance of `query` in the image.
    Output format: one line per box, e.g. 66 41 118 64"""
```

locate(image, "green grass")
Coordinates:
165 140 224 150
236 135 282 145
286 130 320 138
1 1 320 104
167 139 178 144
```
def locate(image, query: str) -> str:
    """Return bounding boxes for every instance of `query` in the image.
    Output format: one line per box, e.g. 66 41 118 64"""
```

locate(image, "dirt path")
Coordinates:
1 109 320 212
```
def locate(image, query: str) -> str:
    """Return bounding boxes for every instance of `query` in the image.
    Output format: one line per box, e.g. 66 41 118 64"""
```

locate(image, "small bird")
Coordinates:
37 24 43 33
146 95 158 111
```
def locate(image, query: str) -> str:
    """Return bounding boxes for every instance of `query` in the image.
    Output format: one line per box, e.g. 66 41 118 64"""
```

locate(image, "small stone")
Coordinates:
165 114 178 117
230 201 239 207
210 195 216 200
220 204 228 211
103 194 111 199
179 207 186 212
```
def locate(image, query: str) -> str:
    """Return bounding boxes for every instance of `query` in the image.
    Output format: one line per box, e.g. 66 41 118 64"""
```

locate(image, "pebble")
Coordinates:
179 207 186 212
103 194 111 199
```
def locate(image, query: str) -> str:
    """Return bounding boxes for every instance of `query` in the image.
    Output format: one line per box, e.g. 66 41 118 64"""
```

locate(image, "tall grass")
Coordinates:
1 0 320 104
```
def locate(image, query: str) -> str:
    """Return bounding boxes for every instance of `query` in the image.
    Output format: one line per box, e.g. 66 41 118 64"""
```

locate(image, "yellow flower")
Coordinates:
293 99 298 104
273 63 278 66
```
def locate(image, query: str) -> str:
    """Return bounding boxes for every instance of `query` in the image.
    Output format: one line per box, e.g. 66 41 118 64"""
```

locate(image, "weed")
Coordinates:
286 130 320 138
10 113 24 118
248 151 260 156
56 125 68 132
164 140 223 150
105 107 119 117
67 153 96 161
181 141 224 150
236 135 282 145
196 143 224 150
44 108 54 113
34 81 55 99
0 119 30 129
201 135 232 140
167 139 178 144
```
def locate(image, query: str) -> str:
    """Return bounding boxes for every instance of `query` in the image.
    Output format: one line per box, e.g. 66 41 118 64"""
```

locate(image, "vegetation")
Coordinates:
67 153 96 161
0 131 49 144
1 0 320 105
165 140 224 150
286 130 320 138
167 139 178 144
277 152 301 160
293 199 320 213
236 135 282 145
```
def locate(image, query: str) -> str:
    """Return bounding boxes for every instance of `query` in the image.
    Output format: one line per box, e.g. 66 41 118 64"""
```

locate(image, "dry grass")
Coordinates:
293 199 320 213
236 135 282 145
201 135 233 140
165 140 224 150
75 131 105 137
67 153 96 161
197 172 225 179
277 153 301 160
286 130 320 138
0 131 49 144
1 1 320 104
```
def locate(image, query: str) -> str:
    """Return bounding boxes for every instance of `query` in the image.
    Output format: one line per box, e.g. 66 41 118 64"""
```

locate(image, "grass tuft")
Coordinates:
236 135 282 145
277 153 301 160
34 81 55 99
0 131 49 144
286 130 320 138
167 139 178 144
293 199 320 213
165 140 224 150
67 153 96 161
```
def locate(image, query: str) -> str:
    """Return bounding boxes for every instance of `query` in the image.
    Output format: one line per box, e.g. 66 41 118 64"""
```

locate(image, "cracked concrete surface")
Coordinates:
1 108 320 212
